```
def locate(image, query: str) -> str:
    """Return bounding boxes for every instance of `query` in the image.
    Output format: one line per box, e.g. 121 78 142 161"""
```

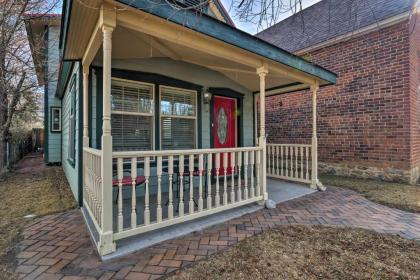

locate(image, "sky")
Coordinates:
220 0 322 34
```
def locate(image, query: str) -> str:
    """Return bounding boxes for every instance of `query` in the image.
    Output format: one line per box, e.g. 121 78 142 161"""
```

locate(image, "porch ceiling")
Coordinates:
91 26 298 92
61 0 337 95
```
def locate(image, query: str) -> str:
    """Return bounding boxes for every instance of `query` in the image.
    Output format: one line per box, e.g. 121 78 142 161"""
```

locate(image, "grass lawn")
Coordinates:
0 156 76 279
320 175 420 213
171 226 420 280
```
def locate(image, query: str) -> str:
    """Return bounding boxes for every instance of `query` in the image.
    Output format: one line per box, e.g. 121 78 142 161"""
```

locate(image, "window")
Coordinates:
111 78 154 151
68 79 76 163
160 86 197 150
51 107 61 132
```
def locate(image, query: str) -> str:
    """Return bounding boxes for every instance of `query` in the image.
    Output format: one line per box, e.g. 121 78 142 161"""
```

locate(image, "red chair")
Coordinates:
112 175 146 204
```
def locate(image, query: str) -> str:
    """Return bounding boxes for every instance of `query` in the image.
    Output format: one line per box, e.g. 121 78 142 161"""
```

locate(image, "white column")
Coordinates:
99 25 116 255
310 82 324 190
257 65 268 201
82 65 89 147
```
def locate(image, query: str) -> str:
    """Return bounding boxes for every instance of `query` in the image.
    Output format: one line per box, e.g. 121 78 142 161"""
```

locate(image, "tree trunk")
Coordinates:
0 133 7 171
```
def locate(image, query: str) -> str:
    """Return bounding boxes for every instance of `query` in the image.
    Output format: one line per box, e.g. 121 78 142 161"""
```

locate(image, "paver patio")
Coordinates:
16 187 420 280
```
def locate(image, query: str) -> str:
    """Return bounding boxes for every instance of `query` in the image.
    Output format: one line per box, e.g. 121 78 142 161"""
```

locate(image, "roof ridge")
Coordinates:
256 0 415 52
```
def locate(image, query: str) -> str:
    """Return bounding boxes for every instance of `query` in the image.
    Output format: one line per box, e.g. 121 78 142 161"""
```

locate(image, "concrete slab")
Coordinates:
105 202 263 261
267 178 316 204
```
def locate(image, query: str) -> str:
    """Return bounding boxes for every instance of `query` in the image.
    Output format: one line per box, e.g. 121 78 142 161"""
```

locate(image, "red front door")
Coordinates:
213 96 237 174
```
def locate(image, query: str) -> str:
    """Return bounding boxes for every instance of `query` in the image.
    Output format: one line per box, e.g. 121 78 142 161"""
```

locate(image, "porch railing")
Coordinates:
83 147 103 233
111 146 264 241
266 144 312 184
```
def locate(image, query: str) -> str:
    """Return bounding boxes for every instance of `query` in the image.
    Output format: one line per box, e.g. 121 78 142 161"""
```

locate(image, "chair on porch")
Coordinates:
163 157 210 210
112 172 146 204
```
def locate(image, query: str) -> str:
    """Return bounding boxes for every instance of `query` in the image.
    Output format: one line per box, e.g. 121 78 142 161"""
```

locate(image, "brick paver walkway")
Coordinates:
16 187 420 280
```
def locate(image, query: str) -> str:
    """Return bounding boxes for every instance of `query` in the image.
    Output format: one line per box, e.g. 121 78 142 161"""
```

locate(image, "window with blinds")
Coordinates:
111 78 154 151
160 86 197 150
68 78 76 163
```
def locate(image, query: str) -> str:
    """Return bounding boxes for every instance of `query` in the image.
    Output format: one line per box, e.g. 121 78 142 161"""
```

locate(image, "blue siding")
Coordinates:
90 69 98 148
46 26 62 163
91 58 256 197
103 58 256 147
62 63 81 202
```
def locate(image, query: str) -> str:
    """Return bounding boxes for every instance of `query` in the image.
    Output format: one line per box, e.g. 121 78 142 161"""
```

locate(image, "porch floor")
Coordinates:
101 179 315 260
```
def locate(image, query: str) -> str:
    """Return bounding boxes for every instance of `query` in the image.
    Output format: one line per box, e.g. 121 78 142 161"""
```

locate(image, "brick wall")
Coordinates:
409 12 420 182
266 20 415 182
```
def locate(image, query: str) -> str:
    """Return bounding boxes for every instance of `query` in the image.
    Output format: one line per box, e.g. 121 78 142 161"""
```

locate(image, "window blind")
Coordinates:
68 79 76 162
111 79 154 151
160 86 197 150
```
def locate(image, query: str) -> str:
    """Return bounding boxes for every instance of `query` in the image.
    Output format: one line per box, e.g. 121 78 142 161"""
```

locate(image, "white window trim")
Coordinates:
68 79 76 163
159 85 198 150
51 107 62 132
110 77 156 152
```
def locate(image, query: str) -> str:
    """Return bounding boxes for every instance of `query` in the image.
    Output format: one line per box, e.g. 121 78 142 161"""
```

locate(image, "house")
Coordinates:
26 0 336 257
25 14 62 163
257 0 420 184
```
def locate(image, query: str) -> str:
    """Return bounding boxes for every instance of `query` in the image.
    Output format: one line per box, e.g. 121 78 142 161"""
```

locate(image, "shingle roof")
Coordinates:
256 0 415 52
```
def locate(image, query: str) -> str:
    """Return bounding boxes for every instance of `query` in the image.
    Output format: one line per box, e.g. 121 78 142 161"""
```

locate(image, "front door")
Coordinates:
213 96 237 174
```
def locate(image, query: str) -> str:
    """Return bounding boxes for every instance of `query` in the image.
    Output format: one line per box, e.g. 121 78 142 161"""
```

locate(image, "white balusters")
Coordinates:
207 153 212 209
157 156 163 223
295 146 298 179
306 147 309 181
293 146 296 178
189 154 194 214
300 146 304 180
267 146 271 176
256 150 261 197
270 146 276 174
223 152 228 205
117 157 123 232
168 155 174 220
83 148 103 234
215 153 220 207
198 154 204 211
250 150 255 198
179 155 184 216
237 151 242 202
285 146 289 177
276 146 279 176
108 147 265 240
266 144 312 184
230 152 235 203
244 151 248 200
144 156 150 225
131 157 137 228
281 145 284 176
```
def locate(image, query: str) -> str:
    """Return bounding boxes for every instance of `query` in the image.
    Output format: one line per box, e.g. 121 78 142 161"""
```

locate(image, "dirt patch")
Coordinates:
0 154 76 280
320 175 420 213
170 226 420 280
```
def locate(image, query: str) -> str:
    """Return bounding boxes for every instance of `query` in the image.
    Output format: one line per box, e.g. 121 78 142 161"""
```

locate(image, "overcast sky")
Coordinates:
220 0 322 34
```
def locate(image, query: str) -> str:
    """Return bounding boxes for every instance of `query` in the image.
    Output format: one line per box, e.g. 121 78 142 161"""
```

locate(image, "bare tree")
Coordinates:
0 0 58 170
232 0 303 30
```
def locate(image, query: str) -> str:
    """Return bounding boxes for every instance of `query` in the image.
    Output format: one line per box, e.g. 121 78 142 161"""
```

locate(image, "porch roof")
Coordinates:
57 0 337 97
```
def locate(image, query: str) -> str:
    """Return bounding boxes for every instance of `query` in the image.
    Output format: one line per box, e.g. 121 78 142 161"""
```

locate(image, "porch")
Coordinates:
82 176 315 261
83 143 319 258
67 1 335 256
